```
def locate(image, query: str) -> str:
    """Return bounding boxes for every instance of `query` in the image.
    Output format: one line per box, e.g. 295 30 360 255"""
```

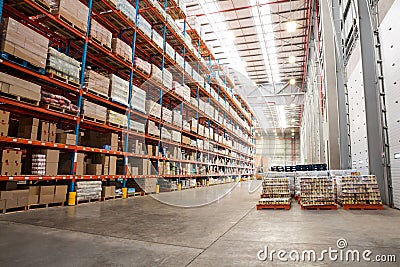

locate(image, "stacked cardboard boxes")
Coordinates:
133 178 157 193
172 110 182 127
76 181 102 201
39 186 55 204
54 185 68 203
131 86 146 113
58 153 85 175
152 31 163 49
162 107 173 124
151 64 162 84
84 69 110 97
0 110 9 137
109 74 129 106
299 177 335 206
165 43 175 60
116 0 136 22
82 100 107 122
134 57 151 75
161 127 172 140
146 121 159 137
90 19 112 49
86 163 103 175
0 189 29 209
47 47 80 84
18 118 39 140
51 0 89 32
131 158 153 175
171 130 181 143
146 100 162 118
190 118 197 133
337 175 382 205
163 68 173 89
1 17 49 68
0 149 22 176
112 38 132 63
107 110 127 128
138 14 152 38
56 130 76 145
0 72 41 103
258 177 291 206
130 121 145 133
38 121 57 142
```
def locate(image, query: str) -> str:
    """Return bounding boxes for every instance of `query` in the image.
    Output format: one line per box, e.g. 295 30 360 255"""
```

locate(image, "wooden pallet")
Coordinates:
257 204 291 210
57 14 86 34
47 72 80 87
0 91 40 106
128 192 142 197
301 204 337 210
107 122 126 129
82 115 106 125
0 52 45 74
76 198 101 205
101 196 117 201
110 98 128 107
342 204 384 210
41 104 78 116
115 54 132 64
85 88 109 100
1 206 28 214
27 202 65 210
91 37 112 52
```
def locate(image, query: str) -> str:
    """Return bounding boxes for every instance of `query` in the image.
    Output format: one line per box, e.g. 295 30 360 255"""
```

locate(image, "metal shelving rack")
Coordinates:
0 0 256 202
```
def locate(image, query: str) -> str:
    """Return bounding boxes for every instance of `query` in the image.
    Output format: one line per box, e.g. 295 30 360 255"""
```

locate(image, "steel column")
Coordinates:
357 0 387 203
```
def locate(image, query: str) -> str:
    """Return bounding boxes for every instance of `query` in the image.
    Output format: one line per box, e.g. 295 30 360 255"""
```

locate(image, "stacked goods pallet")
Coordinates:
138 15 152 38
299 176 336 210
46 47 80 84
0 72 41 105
161 127 172 140
90 19 112 50
41 91 79 113
76 181 102 202
107 110 127 128
133 178 157 193
146 121 159 137
152 31 164 49
130 121 145 133
51 0 88 32
116 0 136 23
165 43 175 60
151 64 162 84
134 57 151 75
337 175 383 210
171 130 181 143
258 177 291 209
131 86 146 113
162 107 173 124
109 74 129 106
84 69 110 98
0 110 9 137
82 100 107 123
172 110 182 127
163 69 173 89
1 17 49 69
146 100 162 119
111 38 132 63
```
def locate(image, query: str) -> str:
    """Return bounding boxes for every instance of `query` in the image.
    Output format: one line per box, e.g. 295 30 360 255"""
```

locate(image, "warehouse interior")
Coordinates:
0 0 399 266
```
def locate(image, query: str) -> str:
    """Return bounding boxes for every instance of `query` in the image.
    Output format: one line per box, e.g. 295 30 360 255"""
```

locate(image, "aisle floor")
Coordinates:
0 181 399 266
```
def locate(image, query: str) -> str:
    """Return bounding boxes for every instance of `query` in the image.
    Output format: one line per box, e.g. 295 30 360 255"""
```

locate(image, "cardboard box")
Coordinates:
52 0 89 32
56 132 76 145
108 156 117 175
29 186 40 196
39 186 55 196
28 195 39 205
58 153 84 175
0 110 10 137
0 190 14 200
54 185 67 202
39 195 54 204
0 149 22 176
0 199 5 209
49 123 57 143
39 121 50 142
101 186 116 198
18 197 28 207
86 164 102 175
40 149 59 176
17 118 39 140
5 199 18 209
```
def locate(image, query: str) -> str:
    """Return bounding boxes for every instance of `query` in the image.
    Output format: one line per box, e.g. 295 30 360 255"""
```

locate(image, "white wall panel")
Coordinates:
347 60 369 174
380 0 400 208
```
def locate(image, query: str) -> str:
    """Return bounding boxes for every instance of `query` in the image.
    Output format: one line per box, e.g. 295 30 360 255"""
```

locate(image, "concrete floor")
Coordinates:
0 181 399 267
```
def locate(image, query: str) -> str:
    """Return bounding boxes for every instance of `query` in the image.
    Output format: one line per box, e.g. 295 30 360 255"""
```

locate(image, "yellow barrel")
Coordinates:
178 183 182 190
206 181 210 186
122 188 127 199
68 192 76 206
155 185 160 194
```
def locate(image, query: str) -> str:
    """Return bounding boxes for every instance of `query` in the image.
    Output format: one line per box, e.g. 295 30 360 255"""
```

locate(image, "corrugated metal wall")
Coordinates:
380 0 400 208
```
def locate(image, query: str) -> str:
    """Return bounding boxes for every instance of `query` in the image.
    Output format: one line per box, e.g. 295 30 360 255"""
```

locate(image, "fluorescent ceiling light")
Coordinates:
290 103 296 108
286 21 297 32
289 55 296 64
289 78 296 85
277 105 287 129
291 129 295 133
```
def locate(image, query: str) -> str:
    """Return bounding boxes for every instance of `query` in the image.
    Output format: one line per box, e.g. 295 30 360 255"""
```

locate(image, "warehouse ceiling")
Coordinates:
186 0 311 131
